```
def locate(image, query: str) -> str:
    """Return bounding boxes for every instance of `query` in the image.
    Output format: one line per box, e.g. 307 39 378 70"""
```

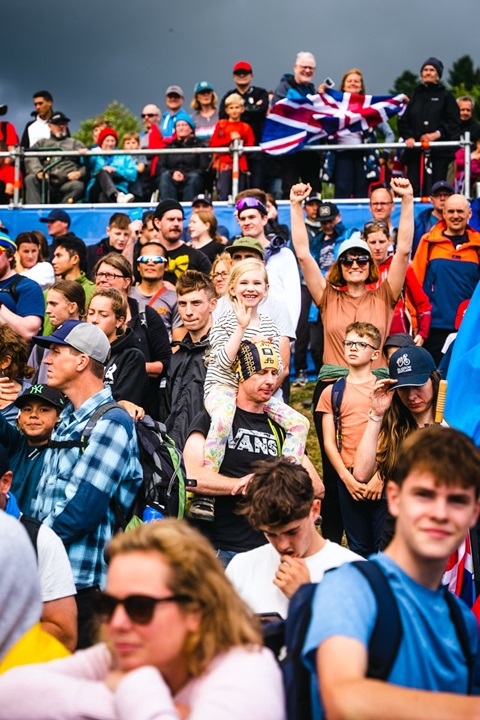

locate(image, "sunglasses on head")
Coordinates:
363 220 389 233
138 255 167 264
93 592 192 625
339 255 370 268
235 197 267 215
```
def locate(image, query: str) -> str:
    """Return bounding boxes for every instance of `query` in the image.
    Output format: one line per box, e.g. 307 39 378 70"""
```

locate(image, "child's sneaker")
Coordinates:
293 370 308 387
188 495 215 522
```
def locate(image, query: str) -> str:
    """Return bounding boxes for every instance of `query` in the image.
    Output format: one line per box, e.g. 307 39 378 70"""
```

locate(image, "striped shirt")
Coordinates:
204 310 282 397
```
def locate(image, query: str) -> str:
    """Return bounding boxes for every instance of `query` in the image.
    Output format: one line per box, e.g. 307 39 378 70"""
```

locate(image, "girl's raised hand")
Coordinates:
232 297 252 329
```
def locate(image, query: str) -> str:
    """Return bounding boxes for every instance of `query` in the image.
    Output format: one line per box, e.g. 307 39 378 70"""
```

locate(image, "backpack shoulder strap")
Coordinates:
0 274 23 303
443 588 476 695
331 376 346 453
352 561 403 680
19 515 42 558
49 401 132 451
266 417 286 455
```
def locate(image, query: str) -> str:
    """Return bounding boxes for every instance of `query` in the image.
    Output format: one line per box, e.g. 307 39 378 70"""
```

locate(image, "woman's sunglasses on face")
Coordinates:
93 592 192 625
339 255 370 268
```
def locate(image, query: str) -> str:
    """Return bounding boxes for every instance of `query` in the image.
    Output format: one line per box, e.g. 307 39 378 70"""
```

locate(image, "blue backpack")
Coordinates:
263 560 476 720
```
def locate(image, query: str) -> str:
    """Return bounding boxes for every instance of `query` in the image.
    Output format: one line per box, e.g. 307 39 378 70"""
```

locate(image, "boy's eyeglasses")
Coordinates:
339 255 370 268
138 255 167 264
342 340 377 351
236 197 268 215
93 592 192 625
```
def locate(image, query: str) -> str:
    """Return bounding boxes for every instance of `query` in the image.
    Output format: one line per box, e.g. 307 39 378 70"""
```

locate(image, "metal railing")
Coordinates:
2 133 472 208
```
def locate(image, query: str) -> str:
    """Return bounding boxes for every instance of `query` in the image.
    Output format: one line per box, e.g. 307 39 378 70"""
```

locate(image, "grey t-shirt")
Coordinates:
130 285 181 337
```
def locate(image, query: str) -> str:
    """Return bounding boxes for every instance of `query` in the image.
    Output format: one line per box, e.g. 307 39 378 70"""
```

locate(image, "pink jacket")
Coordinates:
0 642 286 720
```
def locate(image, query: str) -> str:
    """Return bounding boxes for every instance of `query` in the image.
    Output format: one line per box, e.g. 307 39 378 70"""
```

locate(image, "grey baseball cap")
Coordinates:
33 320 110 364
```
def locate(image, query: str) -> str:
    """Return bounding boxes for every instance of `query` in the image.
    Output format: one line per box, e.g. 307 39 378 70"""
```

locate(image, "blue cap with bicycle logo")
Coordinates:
388 346 436 388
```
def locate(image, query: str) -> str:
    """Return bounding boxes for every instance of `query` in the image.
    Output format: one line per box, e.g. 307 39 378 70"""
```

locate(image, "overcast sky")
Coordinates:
3 0 477 135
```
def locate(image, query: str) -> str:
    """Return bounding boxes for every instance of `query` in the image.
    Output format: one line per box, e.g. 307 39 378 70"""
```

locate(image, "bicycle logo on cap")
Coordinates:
396 354 411 368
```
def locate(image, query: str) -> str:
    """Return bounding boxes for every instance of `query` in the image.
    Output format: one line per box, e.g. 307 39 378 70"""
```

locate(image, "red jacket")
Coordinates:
209 120 255 172
370 256 432 339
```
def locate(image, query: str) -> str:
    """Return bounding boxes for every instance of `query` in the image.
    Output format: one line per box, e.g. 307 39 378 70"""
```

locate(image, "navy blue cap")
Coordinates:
39 209 71 225
388 347 436 388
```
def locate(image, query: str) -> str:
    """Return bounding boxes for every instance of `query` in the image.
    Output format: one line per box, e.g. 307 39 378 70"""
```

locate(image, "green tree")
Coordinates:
73 100 140 146
390 70 418 99
448 55 480 91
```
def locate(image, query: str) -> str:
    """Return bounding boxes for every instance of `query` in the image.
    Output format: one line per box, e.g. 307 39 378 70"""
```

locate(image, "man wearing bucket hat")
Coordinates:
184 339 321 565
29 319 142 648
0 232 44 341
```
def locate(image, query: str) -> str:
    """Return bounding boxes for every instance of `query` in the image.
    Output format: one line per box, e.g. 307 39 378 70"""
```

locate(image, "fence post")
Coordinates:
463 132 471 199
231 138 242 201
12 146 23 208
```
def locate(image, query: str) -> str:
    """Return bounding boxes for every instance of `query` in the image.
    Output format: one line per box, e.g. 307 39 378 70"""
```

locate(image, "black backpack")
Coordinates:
49 401 187 528
0 275 24 305
264 560 476 720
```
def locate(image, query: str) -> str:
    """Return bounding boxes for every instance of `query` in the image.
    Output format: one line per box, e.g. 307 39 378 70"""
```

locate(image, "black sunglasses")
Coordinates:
142 113 156 118
339 255 370 268
93 592 192 625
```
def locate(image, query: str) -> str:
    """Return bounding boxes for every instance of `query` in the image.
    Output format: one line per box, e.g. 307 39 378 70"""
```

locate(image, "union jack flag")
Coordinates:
260 89 406 155
443 532 476 607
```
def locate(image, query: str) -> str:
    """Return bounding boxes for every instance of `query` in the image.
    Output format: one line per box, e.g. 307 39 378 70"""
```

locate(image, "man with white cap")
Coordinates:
29 319 142 649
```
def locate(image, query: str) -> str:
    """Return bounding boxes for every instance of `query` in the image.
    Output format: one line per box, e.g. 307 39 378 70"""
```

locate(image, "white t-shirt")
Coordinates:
226 539 362 618
21 262 55 291
37 523 76 602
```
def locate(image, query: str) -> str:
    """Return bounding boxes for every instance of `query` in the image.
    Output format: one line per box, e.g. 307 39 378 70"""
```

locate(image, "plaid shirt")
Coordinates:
32 388 142 589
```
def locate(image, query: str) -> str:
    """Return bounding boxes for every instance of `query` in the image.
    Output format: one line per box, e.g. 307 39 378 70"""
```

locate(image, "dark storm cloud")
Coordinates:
3 0 478 134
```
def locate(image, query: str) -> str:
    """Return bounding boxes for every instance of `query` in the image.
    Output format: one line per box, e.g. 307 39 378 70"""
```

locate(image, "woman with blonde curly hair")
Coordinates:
0 519 285 720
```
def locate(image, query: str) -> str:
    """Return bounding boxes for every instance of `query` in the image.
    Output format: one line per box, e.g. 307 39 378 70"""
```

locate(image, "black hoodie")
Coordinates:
104 327 149 407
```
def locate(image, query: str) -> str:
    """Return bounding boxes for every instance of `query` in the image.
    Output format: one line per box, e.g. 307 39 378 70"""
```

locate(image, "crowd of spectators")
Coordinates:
0 50 479 720
1 53 478 205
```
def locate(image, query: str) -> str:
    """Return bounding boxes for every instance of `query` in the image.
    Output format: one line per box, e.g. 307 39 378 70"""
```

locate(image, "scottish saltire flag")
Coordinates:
445 281 480 445
260 89 406 155
443 534 475 607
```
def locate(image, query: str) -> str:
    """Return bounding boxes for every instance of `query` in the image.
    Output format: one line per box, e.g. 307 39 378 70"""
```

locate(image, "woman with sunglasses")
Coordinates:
92 253 171 418
290 177 414 543
364 219 431 345
0 520 285 719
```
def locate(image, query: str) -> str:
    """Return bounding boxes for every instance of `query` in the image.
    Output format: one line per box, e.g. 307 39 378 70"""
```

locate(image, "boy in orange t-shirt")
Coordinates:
317 321 387 556
210 93 255 200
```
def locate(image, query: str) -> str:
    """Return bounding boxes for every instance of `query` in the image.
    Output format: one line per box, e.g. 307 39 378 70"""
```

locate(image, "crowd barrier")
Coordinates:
1 136 477 244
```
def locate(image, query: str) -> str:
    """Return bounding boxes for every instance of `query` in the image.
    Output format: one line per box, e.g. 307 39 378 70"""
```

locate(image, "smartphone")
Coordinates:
324 77 335 89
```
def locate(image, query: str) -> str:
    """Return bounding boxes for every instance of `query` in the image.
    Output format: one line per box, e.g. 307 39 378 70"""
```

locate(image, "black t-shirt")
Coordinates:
164 244 212 285
188 407 284 553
